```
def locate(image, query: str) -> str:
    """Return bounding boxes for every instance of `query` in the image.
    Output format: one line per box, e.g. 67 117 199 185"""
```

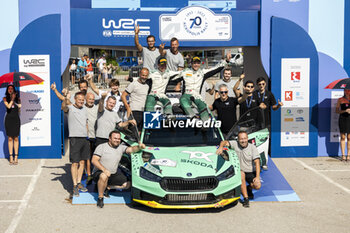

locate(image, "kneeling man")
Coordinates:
92 130 145 208
216 131 261 208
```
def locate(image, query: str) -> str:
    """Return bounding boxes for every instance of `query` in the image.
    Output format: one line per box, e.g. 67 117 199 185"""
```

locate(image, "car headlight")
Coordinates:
140 166 162 182
217 165 235 181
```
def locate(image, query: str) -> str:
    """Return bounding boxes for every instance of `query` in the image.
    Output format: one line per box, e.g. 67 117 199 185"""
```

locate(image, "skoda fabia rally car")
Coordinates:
119 107 269 209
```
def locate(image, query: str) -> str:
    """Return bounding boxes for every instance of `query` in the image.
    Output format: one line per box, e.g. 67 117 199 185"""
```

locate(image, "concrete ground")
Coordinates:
1 156 350 233
2 77 349 232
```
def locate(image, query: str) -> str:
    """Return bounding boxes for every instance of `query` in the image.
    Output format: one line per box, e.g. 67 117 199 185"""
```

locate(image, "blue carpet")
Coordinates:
72 159 300 204
250 159 300 202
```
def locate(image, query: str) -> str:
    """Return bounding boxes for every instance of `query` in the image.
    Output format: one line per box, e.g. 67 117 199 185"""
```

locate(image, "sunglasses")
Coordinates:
258 83 266 86
219 91 228 94
246 85 254 88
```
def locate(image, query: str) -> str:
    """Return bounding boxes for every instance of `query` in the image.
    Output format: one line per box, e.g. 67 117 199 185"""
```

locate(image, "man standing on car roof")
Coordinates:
159 37 184 92
144 57 182 115
134 25 160 71
177 53 231 121
216 131 261 208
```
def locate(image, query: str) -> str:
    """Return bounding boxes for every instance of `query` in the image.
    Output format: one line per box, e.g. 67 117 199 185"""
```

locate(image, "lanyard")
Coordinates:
246 96 252 108
258 91 265 102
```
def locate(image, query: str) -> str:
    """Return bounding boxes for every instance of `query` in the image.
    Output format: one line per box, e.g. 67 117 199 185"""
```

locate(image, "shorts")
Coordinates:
132 110 144 131
88 138 96 156
244 172 256 184
95 137 109 148
69 137 90 163
87 71 94 75
93 169 128 186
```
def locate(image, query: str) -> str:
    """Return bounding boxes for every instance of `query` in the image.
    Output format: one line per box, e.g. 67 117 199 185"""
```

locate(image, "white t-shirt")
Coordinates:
166 49 184 71
125 79 149 111
97 58 106 71
142 47 160 71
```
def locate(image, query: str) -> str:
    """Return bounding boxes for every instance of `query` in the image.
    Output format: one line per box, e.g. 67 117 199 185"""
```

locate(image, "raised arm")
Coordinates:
98 92 107 112
121 91 131 117
125 143 146 154
208 80 215 95
134 24 143 52
51 82 65 101
86 74 100 95
61 92 71 113
203 53 231 81
234 73 244 97
159 43 166 56
216 140 230 155
237 86 249 104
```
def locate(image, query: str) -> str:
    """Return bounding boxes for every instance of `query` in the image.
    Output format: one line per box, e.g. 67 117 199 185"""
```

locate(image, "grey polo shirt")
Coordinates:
96 108 121 139
92 142 128 174
85 104 98 139
228 140 260 173
142 47 160 71
67 105 87 137
125 79 149 111
166 49 184 71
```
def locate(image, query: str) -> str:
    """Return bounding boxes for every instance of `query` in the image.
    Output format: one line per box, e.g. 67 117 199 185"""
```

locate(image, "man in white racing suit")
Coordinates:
144 57 181 115
177 54 231 121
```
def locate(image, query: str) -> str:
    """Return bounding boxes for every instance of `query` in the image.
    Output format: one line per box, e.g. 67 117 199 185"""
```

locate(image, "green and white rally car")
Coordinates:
120 108 269 209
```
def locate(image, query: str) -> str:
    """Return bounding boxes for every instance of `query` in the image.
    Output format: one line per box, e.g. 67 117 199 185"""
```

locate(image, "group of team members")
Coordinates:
52 26 283 208
51 75 144 208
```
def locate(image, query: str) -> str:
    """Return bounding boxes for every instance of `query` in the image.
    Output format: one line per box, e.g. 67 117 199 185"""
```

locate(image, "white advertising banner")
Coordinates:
280 58 310 147
330 91 344 142
18 55 51 146
159 6 231 41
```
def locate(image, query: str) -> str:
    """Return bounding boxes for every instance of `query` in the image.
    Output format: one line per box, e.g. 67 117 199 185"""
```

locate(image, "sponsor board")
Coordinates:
102 18 150 37
160 6 231 41
19 55 51 147
281 58 310 146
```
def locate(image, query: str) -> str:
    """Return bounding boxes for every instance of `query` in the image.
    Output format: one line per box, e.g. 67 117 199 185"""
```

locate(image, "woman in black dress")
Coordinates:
336 89 350 161
3 85 21 165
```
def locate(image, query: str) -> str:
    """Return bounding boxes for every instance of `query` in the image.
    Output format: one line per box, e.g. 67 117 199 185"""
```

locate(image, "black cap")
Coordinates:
192 56 201 63
158 57 167 65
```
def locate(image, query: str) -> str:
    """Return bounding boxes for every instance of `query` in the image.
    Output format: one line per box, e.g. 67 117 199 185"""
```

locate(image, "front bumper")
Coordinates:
133 197 240 209
132 186 241 209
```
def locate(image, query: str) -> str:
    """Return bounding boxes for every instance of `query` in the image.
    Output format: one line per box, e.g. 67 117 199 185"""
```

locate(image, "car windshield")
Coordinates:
142 119 223 147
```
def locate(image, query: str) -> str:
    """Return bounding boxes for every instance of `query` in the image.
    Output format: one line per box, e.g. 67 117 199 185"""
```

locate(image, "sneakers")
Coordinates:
103 189 110 198
73 185 79 197
262 165 268 171
86 175 93 185
97 197 104 208
77 183 88 192
242 198 249 208
247 185 254 200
